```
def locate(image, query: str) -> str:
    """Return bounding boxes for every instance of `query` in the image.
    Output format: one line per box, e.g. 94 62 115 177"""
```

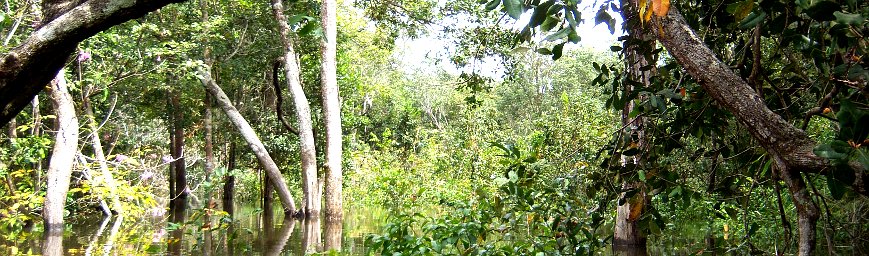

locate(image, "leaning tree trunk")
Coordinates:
271 0 320 218
82 94 123 215
651 6 828 255
197 65 298 214
319 0 343 220
43 71 78 234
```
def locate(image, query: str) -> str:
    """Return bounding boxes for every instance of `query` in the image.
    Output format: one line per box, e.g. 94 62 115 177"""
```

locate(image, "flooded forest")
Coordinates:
0 0 867 255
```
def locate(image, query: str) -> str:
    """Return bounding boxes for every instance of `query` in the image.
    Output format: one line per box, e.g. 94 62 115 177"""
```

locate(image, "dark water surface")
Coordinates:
0 204 387 255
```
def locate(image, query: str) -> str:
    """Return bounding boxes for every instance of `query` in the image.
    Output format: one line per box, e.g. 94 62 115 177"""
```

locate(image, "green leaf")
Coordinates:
568 30 581 43
638 170 646 181
298 22 319 36
541 16 559 31
552 43 565 60
536 48 552 55
833 11 864 25
595 8 615 34
827 175 846 200
485 0 501 11
610 45 623 52
503 0 524 19
529 1 555 28
814 143 848 161
738 11 766 29
544 27 571 41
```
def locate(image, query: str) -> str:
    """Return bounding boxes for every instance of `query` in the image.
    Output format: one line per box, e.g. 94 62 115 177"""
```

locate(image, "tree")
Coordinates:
271 0 321 217
320 0 343 220
197 65 298 214
488 0 867 254
43 71 78 233
0 0 185 126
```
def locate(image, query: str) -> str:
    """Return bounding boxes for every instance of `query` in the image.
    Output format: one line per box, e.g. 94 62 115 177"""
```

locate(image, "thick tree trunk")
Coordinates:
0 0 185 126
319 0 343 221
651 7 831 255
197 66 298 214
82 95 123 215
43 71 78 234
271 0 320 218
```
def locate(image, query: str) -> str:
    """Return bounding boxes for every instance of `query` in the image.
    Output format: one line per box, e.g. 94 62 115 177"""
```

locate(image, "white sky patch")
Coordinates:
395 2 624 78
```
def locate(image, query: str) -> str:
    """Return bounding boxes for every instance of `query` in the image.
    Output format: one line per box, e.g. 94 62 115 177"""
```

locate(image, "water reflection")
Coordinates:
41 233 62 256
302 217 322 253
324 219 343 252
3 204 382 255
264 218 295 256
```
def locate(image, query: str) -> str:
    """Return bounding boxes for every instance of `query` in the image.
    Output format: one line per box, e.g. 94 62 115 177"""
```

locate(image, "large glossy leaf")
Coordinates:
503 0 524 19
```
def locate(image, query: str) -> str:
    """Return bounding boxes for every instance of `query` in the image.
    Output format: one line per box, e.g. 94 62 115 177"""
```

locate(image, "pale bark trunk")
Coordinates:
271 0 320 217
83 95 123 215
651 7 827 255
319 0 343 220
197 65 298 214
43 71 78 234
200 1 215 251
614 0 652 248
0 0 185 125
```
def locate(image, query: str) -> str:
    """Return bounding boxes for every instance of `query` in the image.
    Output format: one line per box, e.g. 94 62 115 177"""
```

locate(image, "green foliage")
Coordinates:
367 142 609 255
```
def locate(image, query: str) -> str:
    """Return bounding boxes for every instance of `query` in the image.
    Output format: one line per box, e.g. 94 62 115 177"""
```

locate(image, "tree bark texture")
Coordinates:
0 0 185 126
651 6 830 255
271 0 320 217
43 71 79 234
197 65 298 214
614 1 653 248
319 0 343 220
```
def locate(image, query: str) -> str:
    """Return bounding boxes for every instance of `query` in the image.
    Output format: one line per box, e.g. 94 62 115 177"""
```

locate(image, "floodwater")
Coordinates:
0 203 387 255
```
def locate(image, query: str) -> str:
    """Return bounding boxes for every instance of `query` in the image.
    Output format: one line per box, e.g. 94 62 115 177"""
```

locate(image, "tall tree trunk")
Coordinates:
651 7 831 255
31 96 43 193
43 71 78 234
82 93 123 215
170 90 187 220
197 65 298 214
319 0 343 221
200 0 215 251
271 0 320 218
614 0 653 250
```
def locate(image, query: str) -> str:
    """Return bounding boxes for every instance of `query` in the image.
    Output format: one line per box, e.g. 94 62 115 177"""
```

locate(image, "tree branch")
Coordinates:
0 0 185 125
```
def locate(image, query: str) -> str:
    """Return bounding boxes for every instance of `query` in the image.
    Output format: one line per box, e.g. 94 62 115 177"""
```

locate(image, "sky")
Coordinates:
395 2 625 78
